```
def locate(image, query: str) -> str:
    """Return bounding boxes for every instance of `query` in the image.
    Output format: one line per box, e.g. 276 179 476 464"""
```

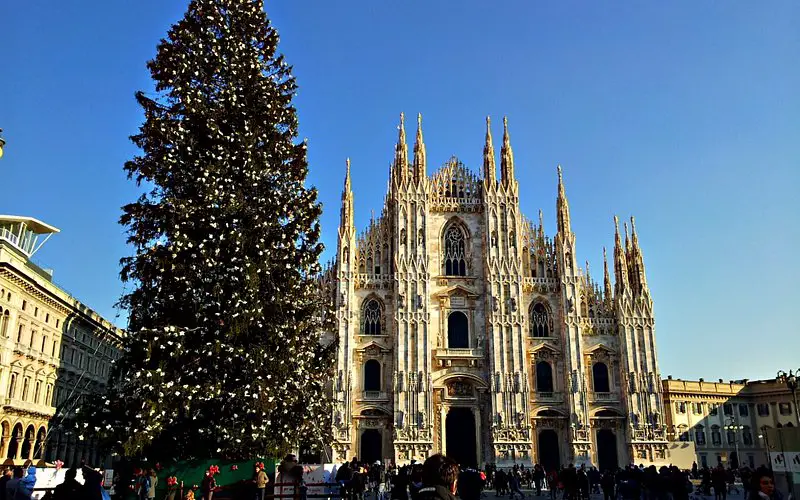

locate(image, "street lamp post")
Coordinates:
724 416 744 469
759 426 771 469
776 369 800 426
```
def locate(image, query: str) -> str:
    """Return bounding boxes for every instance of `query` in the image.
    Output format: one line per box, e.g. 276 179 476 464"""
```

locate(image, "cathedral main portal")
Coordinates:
445 407 478 467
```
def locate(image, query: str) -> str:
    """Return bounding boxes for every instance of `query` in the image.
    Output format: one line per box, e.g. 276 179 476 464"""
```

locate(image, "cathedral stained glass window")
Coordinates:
444 226 467 276
530 303 551 337
363 299 382 335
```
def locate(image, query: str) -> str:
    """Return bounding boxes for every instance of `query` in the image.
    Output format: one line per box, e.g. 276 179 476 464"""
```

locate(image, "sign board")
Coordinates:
770 452 800 473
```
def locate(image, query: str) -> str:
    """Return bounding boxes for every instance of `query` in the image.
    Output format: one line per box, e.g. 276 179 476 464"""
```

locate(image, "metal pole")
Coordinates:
779 428 793 497
792 387 800 427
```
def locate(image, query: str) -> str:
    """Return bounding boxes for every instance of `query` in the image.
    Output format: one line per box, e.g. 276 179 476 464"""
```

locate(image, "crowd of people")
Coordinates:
329 457 783 500
0 463 109 500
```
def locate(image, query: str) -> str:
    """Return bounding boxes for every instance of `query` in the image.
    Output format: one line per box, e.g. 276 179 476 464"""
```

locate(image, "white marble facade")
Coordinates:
326 114 667 469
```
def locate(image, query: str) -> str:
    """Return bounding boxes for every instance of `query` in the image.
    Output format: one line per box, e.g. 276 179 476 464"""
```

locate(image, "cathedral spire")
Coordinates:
556 165 572 235
614 216 629 295
393 112 409 182
500 116 515 185
413 113 426 182
629 216 649 293
585 259 592 287
538 209 545 240
340 158 355 231
624 220 632 261
603 246 613 304
483 116 497 184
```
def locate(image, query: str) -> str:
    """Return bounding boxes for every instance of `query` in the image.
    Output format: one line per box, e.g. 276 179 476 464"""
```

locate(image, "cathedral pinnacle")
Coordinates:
501 116 515 185
393 112 409 182
483 116 497 184
613 215 629 295
538 209 545 239
556 165 572 235
340 158 355 232
629 216 649 294
343 157 351 194
603 246 613 304
413 113 426 181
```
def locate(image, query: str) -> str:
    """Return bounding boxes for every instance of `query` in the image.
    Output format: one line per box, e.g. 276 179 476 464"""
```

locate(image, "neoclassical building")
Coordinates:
663 377 800 469
329 114 668 469
0 215 123 466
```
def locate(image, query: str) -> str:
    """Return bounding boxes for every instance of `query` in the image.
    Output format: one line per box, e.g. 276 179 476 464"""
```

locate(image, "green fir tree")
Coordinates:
78 0 334 461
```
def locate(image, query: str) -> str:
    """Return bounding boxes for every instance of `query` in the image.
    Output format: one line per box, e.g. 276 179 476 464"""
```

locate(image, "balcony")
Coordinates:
434 348 484 368
590 392 619 403
533 391 564 403
359 391 389 402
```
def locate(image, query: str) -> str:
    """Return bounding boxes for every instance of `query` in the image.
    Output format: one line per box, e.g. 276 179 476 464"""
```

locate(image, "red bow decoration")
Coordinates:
167 476 178 486
54 460 64 471
208 465 220 475
230 465 238 471
255 462 265 471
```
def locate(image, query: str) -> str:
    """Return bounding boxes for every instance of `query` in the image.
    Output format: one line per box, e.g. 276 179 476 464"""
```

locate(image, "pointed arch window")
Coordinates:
530 303 552 338
363 299 382 335
536 361 554 392
443 225 467 276
592 362 610 393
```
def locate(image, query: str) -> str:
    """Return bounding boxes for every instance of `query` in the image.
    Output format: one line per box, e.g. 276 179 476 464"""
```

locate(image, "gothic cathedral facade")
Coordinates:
329 114 668 469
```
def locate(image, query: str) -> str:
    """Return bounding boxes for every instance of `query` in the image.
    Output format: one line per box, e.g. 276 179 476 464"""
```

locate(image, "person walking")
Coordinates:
147 469 158 500
255 463 269 500
201 471 217 500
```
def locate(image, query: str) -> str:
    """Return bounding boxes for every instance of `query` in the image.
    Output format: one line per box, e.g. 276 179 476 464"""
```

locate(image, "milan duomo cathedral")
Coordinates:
328 114 668 470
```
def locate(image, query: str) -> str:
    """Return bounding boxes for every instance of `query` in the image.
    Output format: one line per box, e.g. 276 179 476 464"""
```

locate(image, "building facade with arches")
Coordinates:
0 216 123 466
328 115 668 468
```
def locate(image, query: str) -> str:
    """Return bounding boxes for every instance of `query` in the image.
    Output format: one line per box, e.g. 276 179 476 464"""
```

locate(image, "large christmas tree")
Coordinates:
80 0 334 460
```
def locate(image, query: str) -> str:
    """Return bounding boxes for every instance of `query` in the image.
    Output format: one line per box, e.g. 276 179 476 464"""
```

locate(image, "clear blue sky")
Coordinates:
1 1 798 381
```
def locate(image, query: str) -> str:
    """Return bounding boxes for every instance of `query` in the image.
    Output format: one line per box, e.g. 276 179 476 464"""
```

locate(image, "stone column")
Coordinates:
440 405 448 456
472 406 482 465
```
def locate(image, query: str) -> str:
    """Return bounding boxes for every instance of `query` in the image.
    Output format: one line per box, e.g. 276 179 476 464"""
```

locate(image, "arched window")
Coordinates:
536 361 554 392
0 310 9 338
592 362 610 393
363 299 382 335
447 312 469 348
364 360 381 392
34 381 41 404
443 225 467 276
530 303 551 338
21 377 29 401
7 374 16 399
